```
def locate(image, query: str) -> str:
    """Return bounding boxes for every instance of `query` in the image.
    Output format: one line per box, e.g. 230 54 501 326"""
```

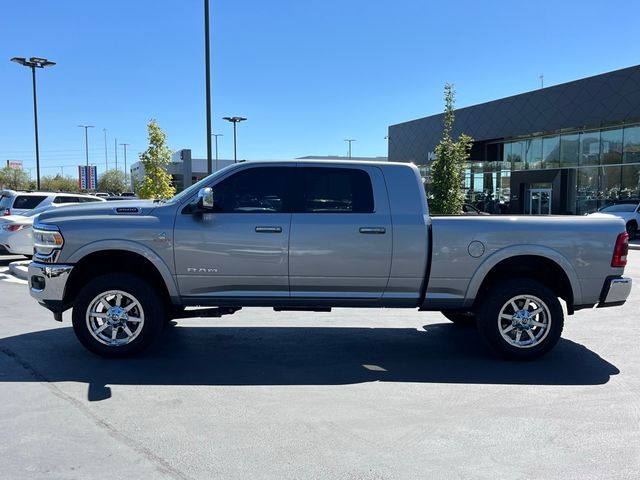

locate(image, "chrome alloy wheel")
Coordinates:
497 294 551 349
86 290 145 347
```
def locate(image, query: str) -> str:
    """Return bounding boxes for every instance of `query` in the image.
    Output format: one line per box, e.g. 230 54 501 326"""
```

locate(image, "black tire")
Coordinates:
626 221 637 239
441 310 476 326
476 278 564 360
72 273 164 358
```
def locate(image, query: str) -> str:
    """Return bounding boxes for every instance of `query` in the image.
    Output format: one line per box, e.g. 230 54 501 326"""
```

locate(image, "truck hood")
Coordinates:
36 200 160 225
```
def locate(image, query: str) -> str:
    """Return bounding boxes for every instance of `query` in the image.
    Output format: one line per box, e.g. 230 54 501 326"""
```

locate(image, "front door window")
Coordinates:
524 187 552 215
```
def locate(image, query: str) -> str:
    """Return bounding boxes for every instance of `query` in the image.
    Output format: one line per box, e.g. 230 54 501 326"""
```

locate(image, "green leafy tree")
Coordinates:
0 166 31 190
429 83 473 214
97 169 128 194
40 174 81 193
137 119 176 200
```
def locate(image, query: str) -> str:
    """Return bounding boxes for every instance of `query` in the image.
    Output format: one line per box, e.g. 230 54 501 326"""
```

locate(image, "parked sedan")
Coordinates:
0 204 66 256
587 202 640 238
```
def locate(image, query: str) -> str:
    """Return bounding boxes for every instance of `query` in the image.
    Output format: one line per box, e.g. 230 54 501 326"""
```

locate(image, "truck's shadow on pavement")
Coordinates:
0 322 619 401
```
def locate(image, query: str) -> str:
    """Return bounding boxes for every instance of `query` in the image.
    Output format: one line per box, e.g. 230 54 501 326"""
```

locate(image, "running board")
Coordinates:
174 307 241 319
273 307 332 312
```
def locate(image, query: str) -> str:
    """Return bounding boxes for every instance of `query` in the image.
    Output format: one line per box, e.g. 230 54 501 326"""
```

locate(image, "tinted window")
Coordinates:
211 167 290 213
79 197 102 202
599 203 637 213
0 195 12 208
301 168 374 213
53 196 80 204
13 195 47 210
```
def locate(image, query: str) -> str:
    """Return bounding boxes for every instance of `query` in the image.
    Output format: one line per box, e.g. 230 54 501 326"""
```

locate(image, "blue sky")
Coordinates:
2 0 639 178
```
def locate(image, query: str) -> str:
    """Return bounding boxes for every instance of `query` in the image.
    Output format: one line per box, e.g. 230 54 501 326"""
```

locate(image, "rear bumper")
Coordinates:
28 262 74 320
598 276 632 308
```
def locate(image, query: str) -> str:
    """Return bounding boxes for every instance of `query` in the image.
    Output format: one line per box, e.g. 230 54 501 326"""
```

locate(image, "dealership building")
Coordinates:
388 65 640 215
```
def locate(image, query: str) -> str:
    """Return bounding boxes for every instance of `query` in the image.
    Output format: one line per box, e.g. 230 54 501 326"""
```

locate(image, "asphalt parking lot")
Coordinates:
0 253 639 480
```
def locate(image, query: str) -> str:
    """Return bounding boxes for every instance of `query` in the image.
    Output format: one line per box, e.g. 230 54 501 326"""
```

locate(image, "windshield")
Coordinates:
599 203 638 213
165 163 238 205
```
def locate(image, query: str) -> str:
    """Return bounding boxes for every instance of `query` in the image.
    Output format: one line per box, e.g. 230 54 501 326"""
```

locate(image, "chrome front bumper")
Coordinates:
28 262 74 320
598 276 632 308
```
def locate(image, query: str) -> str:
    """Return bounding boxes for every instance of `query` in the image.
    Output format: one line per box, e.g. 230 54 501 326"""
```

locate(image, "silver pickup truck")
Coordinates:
28 161 632 360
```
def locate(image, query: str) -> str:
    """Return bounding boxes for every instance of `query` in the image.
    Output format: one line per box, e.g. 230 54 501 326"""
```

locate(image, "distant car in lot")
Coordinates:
0 204 68 256
587 202 640 238
462 203 490 215
0 190 105 216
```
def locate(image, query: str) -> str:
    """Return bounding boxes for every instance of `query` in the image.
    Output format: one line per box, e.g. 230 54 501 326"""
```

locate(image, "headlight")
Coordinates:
33 224 64 255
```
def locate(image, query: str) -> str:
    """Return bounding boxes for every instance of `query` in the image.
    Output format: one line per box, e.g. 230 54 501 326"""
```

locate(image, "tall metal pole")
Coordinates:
204 0 213 174
120 143 130 186
213 133 223 172
30 66 41 190
223 117 246 164
114 137 118 170
344 139 356 159
78 125 94 167
103 128 108 171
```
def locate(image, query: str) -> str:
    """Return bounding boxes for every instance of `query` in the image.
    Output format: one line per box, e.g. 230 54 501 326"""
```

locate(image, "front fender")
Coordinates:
66 239 179 300
462 244 583 308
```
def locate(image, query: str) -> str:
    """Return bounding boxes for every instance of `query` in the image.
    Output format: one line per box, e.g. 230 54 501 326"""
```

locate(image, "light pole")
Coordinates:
204 0 213 175
120 143 130 190
78 125 94 168
223 117 247 163
344 139 356 159
103 128 108 171
114 137 118 170
212 133 223 171
10 56 56 190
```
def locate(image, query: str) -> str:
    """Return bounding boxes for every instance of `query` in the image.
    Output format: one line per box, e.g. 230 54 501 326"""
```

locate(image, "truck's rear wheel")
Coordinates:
72 273 164 358
476 278 563 360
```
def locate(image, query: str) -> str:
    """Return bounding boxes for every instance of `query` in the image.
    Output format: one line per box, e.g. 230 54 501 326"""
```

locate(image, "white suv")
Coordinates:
0 190 105 216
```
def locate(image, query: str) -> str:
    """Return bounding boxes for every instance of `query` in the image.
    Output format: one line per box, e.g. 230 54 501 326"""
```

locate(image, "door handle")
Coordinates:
359 227 386 234
255 226 283 233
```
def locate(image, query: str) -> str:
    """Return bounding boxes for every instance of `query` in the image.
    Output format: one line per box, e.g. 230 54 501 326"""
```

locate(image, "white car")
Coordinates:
587 202 640 238
0 204 69 256
0 190 105 216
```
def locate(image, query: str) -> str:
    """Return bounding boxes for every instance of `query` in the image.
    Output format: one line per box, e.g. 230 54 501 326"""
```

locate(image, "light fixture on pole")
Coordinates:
10 56 56 190
212 133 223 171
344 139 356 159
78 125 94 167
222 116 247 163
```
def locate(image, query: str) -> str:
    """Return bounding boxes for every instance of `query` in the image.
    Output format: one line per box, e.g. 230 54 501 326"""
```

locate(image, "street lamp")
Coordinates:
212 133 223 171
120 143 130 190
10 56 56 190
222 116 247 163
78 125 94 168
344 139 356 159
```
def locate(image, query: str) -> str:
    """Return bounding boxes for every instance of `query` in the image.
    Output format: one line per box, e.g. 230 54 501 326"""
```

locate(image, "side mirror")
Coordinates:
196 187 214 210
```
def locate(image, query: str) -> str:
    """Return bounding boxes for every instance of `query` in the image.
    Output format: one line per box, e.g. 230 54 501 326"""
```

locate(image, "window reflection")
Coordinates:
600 128 623 165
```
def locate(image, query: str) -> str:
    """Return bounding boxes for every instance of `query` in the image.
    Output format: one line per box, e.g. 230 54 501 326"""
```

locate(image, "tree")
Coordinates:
0 166 31 190
136 119 176 200
40 174 80 193
429 83 473 214
97 169 128 194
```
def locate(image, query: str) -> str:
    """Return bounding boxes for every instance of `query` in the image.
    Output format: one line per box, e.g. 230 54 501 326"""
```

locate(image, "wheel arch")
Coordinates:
464 247 581 314
64 246 179 310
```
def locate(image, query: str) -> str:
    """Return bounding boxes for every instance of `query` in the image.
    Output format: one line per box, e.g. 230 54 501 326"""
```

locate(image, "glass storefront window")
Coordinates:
542 135 560 169
623 125 640 164
502 142 511 163
620 164 640 200
601 165 622 202
600 128 623 165
576 167 599 214
580 131 600 166
560 133 580 167
524 137 542 169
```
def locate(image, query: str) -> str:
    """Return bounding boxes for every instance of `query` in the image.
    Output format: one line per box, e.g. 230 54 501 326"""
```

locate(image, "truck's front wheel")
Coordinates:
72 273 164 358
476 278 564 360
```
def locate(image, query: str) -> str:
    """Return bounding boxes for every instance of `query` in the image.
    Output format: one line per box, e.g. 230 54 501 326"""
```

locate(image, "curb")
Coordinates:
8 261 30 281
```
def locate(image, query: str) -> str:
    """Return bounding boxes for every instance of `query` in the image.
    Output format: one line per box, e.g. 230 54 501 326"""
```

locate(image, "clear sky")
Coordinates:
2 0 639 178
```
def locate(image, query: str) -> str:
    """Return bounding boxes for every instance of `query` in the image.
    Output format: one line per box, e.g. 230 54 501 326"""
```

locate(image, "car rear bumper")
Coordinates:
28 262 74 321
598 276 632 308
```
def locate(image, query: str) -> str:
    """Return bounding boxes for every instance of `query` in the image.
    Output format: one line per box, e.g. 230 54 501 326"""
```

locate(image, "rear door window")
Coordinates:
12 195 47 210
299 167 374 213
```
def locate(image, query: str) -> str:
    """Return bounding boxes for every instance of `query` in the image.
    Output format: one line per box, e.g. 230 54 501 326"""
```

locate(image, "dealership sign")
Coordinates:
78 165 98 190
6 160 22 169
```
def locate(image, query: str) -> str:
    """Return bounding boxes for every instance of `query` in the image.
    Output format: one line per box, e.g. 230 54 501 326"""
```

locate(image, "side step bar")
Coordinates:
273 307 332 312
174 307 241 319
